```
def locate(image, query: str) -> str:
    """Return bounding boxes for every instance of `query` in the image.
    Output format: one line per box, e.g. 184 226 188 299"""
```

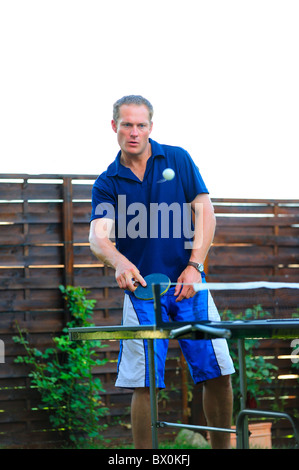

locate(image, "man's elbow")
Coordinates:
208 204 216 235
89 233 96 253
88 226 102 254
89 225 110 256
210 205 216 227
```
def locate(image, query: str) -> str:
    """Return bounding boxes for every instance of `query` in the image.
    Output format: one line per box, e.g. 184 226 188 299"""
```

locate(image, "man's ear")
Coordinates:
111 119 117 133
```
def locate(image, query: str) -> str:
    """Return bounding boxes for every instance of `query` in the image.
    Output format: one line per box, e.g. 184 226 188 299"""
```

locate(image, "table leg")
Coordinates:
237 339 249 449
148 338 159 449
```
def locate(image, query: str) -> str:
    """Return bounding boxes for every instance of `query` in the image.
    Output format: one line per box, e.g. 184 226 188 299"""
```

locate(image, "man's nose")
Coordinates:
130 125 138 136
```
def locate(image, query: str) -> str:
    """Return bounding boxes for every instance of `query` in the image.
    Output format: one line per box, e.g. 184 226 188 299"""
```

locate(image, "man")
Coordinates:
89 95 235 449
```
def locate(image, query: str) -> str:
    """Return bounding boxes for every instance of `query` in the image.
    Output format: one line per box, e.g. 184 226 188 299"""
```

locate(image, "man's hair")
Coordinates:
113 95 154 125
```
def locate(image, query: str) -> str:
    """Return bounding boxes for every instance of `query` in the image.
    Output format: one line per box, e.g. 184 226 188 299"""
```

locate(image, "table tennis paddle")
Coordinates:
134 273 171 300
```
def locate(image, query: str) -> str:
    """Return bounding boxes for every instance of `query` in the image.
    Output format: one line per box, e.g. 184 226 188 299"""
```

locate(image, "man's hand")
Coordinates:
174 265 202 302
115 260 147 293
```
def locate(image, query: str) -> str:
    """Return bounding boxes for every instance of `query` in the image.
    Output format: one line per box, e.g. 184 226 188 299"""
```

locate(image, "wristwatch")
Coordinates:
188 261 204 273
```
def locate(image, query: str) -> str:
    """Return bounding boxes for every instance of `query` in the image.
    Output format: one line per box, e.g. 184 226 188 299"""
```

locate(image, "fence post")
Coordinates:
62 177 74 288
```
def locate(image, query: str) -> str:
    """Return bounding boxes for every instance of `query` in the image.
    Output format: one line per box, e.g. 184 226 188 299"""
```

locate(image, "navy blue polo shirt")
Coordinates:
91 138 208 282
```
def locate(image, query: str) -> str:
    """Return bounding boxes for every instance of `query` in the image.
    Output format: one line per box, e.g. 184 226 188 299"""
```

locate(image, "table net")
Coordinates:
191 281 299 323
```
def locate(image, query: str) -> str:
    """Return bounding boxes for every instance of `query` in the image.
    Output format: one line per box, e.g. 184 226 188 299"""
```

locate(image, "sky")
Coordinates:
0 0 298 200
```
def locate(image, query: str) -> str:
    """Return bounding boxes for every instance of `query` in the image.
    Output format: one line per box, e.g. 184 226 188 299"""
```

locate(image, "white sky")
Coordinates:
0 0 298 200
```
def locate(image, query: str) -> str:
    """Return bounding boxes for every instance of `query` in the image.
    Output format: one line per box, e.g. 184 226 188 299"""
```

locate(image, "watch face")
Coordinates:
198 264 204 272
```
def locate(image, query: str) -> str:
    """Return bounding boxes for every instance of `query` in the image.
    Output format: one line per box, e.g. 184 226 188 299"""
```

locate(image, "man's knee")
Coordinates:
204 374 232 393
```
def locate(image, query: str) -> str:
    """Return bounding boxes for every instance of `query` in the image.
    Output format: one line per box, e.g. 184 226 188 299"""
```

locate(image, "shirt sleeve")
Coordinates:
90 177 116 223
178 149 209 203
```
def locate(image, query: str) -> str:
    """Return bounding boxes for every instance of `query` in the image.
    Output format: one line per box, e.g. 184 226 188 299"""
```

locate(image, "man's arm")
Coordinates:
174 193 216 302
89 218 146 292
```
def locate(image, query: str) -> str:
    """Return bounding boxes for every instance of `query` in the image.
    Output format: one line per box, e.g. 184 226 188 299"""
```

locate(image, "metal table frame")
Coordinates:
69 283 299 449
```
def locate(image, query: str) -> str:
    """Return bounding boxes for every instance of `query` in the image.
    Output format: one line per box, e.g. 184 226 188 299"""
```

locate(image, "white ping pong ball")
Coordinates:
162 168 175 181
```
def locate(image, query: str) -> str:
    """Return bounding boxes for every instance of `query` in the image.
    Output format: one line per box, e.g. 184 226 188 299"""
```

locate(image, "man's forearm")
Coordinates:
89 219 146 291
89 234 126 269
189 195 216 265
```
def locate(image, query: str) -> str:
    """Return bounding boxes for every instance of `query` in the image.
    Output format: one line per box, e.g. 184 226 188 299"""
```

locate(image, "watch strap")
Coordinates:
188 261 204 272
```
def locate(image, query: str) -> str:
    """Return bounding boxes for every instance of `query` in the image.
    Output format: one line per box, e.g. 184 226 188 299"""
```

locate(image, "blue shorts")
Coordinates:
115 287 235 388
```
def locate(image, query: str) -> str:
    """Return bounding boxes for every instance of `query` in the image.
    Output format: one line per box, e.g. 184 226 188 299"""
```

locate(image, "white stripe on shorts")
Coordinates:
115 294 148 388
208 292 235 377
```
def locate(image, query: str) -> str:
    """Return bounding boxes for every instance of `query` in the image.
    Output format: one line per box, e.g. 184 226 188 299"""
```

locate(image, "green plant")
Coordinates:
13 285 108 448
222 305 278 421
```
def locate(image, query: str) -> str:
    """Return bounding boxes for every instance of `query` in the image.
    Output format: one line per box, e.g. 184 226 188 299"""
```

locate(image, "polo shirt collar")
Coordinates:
106 138 165 178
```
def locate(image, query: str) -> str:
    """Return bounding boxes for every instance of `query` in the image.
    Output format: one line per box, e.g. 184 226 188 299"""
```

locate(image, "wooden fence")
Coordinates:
0 174 298 448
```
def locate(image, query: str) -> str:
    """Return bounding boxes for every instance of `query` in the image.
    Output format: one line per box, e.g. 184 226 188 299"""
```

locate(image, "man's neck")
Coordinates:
120 142 152 180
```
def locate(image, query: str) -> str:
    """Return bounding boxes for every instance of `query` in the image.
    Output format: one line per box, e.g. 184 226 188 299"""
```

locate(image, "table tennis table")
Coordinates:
69 282 299 449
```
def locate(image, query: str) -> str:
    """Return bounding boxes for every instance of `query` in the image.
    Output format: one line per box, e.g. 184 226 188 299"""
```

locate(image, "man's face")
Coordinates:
111 104 153 159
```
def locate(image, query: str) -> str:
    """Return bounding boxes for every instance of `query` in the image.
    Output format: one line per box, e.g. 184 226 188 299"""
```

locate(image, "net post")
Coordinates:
153 283 164 328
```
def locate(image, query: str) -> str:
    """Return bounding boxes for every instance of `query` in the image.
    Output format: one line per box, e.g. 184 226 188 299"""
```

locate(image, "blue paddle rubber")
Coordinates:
134 273 171 300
